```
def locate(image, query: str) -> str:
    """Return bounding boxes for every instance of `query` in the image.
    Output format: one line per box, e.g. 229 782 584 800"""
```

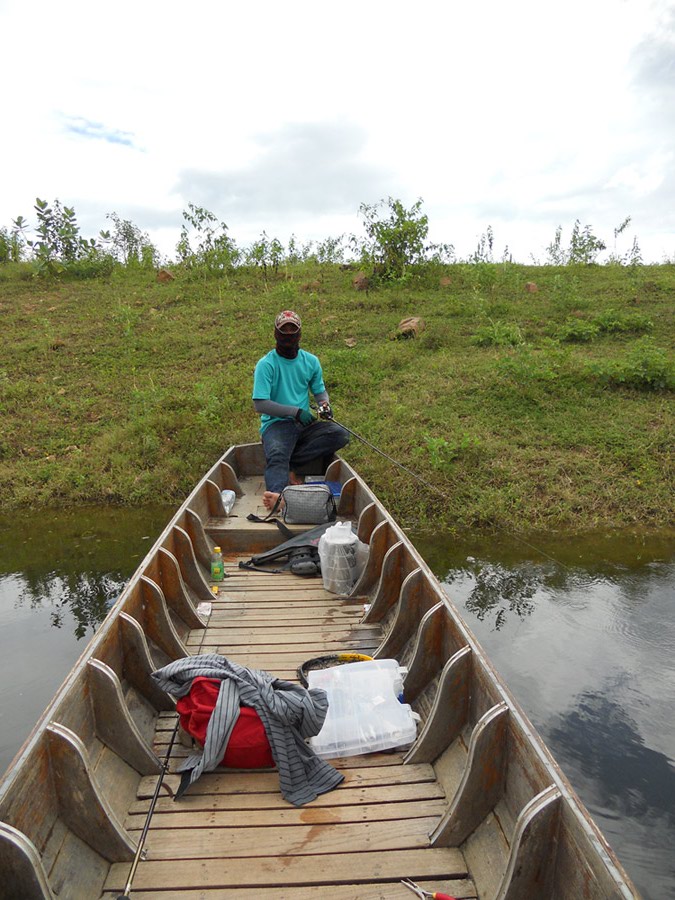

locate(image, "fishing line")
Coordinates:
323 414 446 498
325 413 572 572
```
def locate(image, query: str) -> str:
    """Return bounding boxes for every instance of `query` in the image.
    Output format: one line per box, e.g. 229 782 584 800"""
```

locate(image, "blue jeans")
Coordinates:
261 419 350 493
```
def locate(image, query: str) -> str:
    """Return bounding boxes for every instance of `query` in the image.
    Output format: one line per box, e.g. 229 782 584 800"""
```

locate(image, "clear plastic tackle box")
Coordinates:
307 659 418 758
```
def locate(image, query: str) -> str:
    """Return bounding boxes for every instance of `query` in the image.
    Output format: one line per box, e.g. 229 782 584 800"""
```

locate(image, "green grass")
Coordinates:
0 262 673 530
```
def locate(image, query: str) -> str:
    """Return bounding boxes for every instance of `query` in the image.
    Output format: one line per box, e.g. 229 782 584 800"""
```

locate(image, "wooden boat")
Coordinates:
0 444 640 899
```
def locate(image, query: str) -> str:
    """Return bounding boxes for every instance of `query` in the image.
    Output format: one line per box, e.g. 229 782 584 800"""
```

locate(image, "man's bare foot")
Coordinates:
289 471 304 485
263 491 281 510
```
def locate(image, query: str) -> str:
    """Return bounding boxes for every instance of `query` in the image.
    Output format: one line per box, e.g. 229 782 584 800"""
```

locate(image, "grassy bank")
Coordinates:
0 262 672 531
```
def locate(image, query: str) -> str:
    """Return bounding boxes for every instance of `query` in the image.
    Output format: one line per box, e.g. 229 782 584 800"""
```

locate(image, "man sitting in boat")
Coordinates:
253 309 349 510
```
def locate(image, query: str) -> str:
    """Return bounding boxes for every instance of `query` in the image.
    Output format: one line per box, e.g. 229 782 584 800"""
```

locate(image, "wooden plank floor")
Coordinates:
103 520 477 898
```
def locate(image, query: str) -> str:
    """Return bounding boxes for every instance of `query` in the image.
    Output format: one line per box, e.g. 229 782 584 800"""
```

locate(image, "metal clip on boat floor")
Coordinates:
400 878 456 900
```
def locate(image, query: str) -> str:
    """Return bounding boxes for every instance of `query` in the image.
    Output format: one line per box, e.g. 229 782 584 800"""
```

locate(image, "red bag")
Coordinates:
176 676 275 769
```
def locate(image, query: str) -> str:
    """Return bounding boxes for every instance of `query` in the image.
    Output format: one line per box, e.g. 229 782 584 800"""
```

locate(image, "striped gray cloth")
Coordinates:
151 654 344 806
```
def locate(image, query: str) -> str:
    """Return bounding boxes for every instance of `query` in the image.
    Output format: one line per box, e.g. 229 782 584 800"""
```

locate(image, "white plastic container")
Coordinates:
307 659 417 758
318 521 360 594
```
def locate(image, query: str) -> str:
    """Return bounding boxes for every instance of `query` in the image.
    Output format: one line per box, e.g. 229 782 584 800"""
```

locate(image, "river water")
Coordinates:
411 528 675 900
0 509 673 898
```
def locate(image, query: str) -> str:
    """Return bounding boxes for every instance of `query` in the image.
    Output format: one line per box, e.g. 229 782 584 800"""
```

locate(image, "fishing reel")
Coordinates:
317 401 333 420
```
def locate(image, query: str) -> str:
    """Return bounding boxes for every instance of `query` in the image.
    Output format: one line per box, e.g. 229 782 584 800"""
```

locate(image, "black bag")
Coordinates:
238 521 333 577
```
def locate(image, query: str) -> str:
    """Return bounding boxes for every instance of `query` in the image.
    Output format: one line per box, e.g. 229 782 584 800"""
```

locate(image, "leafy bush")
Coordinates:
423 432 481 470
555 317 599 343
358 197 432 279
591 339 674 391
593 308 653 335
546 220 606 265
473 320 524 347
0 218 28 263
104 212 158 267
496 344 564 384
63 252 115 280
176 203 239 274
245 232 285 278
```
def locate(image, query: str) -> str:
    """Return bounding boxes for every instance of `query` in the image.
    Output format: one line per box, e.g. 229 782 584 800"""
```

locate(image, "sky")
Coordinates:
1 0 674 263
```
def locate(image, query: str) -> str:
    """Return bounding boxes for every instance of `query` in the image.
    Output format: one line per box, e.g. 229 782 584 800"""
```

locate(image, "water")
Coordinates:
411 528 675 900
0 505 173 775
0 511 672 897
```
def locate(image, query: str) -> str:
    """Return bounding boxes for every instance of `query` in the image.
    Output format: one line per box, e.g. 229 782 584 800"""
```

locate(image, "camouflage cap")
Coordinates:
275 309 302 330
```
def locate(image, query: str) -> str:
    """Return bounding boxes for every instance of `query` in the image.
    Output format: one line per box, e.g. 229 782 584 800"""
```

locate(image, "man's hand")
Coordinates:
296 408 315 426
317 402 333 420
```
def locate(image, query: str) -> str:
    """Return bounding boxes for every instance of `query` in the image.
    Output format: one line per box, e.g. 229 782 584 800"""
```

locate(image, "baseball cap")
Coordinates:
275 310 302 330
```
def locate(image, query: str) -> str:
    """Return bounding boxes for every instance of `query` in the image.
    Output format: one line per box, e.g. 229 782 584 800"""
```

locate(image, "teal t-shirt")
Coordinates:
253 349 326 433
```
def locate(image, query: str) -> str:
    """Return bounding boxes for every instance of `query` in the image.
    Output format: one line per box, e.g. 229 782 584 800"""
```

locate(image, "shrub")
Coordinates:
555 317 599 343
63 253 115 280
591 339 674 391
593 308 653 335
423 432 481 470
473 320 524 347
358 197 430 279
496 344 564 384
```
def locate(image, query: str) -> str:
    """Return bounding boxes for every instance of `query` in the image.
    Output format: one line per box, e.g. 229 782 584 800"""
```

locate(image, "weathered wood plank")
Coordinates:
186 623 379 638
104 847 468 892
102 881 478 900
125 799 447 830
129 780 446 815
131 815 441 860
186 630 378 647
105 881 474 900
195 648 379 666
137 764 437 798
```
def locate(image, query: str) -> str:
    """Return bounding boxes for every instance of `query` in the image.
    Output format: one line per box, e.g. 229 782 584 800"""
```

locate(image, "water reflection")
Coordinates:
16 572 125 638
460 559 542 628
0 505 173 775
549 688 675 822
411 527 675 900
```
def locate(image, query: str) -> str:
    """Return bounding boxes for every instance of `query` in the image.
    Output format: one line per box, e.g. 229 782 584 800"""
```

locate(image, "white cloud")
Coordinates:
1 0 674 261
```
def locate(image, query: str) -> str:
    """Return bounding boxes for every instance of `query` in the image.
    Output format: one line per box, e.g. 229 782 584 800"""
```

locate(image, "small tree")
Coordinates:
470 225 495 263
545 220 608 266
27 199 103 274
545 226 567 265
0 216 29 263
104 212 157 267
568 219 606 264
176 203 238 272
358 197 429 279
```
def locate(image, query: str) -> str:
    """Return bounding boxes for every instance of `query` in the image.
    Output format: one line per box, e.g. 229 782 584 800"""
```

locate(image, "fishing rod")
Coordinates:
116 716 180 900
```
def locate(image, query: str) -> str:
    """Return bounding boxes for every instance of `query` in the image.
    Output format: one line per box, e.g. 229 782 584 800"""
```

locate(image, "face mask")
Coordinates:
275 327 301 359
